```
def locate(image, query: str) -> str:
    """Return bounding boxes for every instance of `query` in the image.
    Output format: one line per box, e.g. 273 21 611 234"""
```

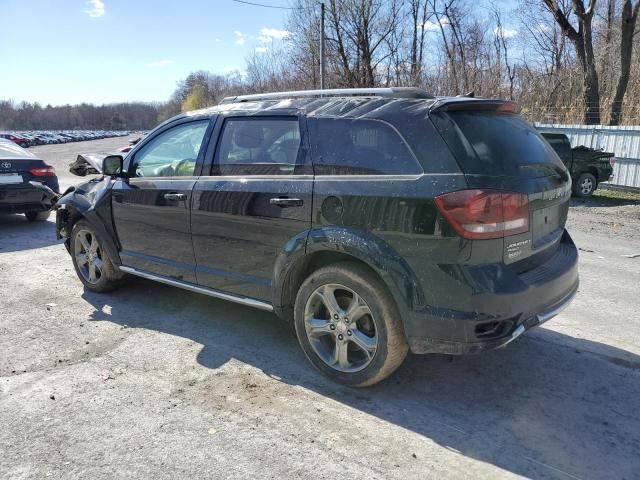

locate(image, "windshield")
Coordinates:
432 111 566 178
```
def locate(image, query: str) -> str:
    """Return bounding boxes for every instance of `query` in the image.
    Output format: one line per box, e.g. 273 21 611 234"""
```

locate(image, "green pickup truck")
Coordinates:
541 132 615 197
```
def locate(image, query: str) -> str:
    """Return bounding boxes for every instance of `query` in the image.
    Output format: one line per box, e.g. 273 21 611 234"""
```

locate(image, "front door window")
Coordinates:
132 121 209 177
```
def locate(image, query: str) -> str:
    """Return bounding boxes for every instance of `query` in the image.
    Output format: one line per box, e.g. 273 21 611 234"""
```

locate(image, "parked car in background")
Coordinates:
541 132 614 197
0 130 128 148
0 138 58 221
55 88 578 386
0 133 29 147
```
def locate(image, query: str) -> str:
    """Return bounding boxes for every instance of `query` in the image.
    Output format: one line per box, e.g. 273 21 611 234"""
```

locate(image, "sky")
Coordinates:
0 0 293 106
0 0 519 107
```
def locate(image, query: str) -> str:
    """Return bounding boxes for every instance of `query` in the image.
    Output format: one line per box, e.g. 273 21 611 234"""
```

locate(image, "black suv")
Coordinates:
56 88 579 386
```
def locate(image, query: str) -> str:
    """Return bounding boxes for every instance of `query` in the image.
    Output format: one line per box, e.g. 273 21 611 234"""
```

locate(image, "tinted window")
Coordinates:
308 118 421 175
544 135 571 159
133 120 209 177
432 112 565 177
214 118 302 175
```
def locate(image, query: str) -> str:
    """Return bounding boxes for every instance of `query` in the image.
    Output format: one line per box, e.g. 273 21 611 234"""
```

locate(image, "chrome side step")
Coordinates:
119 266 274 312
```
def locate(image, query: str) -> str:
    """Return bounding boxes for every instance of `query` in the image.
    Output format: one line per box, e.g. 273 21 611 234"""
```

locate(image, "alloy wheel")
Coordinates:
74 229 104 285
580 177 594 195
304 283 378 373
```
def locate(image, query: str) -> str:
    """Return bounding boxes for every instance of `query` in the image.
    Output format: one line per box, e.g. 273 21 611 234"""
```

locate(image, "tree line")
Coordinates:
169 0 640 126
0 100 161 131
4 0 640 129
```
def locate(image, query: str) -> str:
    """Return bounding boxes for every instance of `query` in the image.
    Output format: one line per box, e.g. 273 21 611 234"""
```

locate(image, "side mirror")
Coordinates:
102 155 125 177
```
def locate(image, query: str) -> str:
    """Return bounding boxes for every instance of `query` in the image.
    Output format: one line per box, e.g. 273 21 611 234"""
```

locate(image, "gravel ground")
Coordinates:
1 139 639 480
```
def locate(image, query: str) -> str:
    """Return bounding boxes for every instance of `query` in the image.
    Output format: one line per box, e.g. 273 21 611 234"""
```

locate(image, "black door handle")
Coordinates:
164 193 187 201
270 197 303 208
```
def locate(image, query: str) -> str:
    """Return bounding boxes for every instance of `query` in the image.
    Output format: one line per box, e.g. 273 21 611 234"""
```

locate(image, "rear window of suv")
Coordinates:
308 118 421 175
432 111 565 177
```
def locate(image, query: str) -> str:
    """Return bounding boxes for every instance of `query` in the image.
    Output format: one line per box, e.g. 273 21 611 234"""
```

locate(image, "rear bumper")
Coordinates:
0 182 59 214
406 230 579 354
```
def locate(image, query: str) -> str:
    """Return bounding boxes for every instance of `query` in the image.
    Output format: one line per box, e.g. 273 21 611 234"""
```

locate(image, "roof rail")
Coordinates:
220 87 434 104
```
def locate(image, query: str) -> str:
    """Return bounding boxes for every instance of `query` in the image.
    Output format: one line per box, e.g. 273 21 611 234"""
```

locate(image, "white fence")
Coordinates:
535 123 640 188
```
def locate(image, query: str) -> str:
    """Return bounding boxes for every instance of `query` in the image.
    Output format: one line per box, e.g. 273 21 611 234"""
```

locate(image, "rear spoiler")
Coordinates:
429 97 520 114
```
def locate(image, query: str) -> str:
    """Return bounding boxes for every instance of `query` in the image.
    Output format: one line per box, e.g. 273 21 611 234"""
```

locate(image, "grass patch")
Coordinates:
593 188 640 203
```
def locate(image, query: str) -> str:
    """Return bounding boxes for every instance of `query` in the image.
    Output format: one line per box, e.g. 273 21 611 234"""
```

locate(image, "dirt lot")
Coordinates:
1 138 639 479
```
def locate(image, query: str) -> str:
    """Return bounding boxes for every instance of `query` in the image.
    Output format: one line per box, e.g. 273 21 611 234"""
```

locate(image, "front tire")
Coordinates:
294 262 408 387
25 210 51 222
574 172 597 197
70 220 123 292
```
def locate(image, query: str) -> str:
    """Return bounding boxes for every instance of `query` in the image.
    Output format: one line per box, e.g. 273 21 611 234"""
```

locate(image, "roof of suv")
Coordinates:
161 88 518 133
185 96 434 121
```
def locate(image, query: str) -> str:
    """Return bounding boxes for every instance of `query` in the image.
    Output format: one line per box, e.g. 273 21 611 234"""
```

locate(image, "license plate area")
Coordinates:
532 204 567 248
0 173 23 185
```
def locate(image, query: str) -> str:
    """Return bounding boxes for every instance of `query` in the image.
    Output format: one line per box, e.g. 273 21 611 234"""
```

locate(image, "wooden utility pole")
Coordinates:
320 2 326 90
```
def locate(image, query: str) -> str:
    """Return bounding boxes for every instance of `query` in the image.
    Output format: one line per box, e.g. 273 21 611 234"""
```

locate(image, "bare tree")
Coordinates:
542 0 601 124
609 0 640 125
493 7 517 99
409 0 431 84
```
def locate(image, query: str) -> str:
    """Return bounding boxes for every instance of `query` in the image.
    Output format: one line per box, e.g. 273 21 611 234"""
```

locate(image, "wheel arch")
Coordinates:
586 166 600 185
272 227 422 326
55 186 122 266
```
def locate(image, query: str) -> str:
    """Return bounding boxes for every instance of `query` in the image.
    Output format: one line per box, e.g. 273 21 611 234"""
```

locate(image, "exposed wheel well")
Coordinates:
586 167 599 184
278 251 384 323
57 206 84 239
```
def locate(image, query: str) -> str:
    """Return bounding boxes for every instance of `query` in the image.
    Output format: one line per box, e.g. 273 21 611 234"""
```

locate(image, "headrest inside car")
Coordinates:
233 124 264 149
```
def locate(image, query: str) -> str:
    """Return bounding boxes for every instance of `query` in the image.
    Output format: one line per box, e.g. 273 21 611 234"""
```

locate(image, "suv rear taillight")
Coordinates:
610 157 616 167
30 166 56 177
435 189 529 240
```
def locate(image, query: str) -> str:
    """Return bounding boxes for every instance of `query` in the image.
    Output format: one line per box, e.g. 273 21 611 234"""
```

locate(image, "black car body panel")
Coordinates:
0 181 58 214
56 92 579 356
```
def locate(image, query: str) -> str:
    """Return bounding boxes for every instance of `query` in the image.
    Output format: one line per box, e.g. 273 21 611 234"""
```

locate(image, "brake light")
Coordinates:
435 189 529 239
610 157 616 167
495 102 520 113
30 166 56 177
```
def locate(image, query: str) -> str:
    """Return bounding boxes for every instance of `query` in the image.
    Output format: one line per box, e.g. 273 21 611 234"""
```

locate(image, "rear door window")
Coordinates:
308 118 421 175
432 112 565 177
213 117 303 175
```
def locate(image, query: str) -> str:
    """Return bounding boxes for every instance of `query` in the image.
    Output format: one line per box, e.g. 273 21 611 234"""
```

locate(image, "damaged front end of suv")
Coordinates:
55 155 122 268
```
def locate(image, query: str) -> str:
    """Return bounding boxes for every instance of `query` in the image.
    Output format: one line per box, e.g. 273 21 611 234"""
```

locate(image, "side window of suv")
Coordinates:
308 118 421 175
214 117 303 175
132 120 209 177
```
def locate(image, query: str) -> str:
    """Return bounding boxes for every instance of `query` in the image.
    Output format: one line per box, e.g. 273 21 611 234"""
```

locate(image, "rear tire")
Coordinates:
70 220 123 293
574 172 597 197
25 210 51 222
294 262 408 387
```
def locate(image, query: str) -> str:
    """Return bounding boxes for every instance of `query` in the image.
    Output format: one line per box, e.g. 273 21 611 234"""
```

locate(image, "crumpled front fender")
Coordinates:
54 177 122 266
